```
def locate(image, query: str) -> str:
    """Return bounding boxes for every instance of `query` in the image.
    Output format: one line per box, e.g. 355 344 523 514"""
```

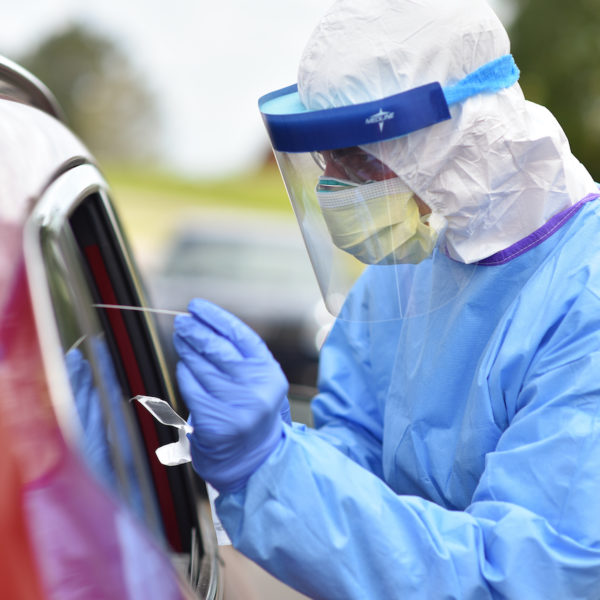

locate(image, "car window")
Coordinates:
68 192 200 552
41 223 162 534
28 165 216 596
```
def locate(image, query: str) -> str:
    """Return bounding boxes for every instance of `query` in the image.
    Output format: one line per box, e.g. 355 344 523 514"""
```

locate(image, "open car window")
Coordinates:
41 213 164 536
24 163 219 598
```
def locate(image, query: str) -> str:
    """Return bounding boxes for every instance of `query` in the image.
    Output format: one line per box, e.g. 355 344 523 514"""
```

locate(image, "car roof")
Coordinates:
0 56 93 324
0 56 92 228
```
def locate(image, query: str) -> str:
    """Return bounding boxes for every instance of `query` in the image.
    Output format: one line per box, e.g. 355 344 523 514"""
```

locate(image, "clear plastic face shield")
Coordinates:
259 56 519 321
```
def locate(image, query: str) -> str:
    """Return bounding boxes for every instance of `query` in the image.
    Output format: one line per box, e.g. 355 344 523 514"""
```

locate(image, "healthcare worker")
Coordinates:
173 0 600 598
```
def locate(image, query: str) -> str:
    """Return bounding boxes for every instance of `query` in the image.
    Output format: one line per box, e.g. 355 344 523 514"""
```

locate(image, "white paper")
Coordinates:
206 483 232 546
132 395 231 545
132 396 193 467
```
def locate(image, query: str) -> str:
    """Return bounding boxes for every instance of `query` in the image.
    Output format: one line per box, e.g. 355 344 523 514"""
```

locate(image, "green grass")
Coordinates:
105 162 290 211
102 163 293 246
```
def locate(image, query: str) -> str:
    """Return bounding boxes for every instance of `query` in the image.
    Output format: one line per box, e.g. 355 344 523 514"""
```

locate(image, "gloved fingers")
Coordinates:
65 348 94 392
173 336 239 399
186 298 271 359
174 328 264 404
176 362 226 421
174 314 245 367
174 302 277 379
65 348 99 426
173 323 269 388
65 347 85 375
177 362 269 446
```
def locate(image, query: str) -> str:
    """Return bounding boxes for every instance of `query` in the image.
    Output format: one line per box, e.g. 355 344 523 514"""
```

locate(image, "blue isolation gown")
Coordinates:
217 194 600 599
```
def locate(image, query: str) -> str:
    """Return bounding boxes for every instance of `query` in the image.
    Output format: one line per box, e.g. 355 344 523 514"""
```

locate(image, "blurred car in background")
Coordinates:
0 55 221 599
145 213 333 397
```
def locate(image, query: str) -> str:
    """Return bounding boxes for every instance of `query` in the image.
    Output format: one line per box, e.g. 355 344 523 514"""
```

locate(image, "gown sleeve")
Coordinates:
307 314 386 479
216 279 600 599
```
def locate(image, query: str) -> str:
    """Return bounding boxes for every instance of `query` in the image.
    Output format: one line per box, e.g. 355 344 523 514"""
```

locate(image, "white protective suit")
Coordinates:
206 1 600 599
298 0 597 262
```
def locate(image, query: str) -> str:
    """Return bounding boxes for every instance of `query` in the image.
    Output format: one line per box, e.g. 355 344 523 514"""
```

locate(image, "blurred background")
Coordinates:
2 1 599 596
0 0 600 446
3 0 599 395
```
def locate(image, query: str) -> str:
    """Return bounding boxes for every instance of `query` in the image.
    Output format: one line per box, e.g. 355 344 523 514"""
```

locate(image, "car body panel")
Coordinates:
0 57 221 599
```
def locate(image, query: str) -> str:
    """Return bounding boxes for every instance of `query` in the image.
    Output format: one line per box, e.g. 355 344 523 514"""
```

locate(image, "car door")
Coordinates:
24 162 221 599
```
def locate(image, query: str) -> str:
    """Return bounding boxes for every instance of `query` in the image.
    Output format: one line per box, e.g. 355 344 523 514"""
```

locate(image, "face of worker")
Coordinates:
318 146 396 182
318 146 431 216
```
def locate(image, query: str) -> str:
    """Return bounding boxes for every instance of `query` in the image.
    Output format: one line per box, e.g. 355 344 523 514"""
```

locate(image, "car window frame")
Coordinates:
23 162 221 599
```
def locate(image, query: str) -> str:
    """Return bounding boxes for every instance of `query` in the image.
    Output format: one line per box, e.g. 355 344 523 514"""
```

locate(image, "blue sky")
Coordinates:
1 0 513 177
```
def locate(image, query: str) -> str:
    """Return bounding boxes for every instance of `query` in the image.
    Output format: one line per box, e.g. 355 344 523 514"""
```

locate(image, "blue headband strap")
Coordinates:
259 54 519 153
443 55 520 106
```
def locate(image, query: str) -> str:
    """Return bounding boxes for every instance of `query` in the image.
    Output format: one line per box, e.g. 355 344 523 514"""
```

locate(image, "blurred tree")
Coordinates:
508 0 600 179
19 24 160 164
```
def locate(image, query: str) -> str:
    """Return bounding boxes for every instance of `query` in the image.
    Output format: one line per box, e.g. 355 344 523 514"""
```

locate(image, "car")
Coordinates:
0 55 221 599
145 214 333 398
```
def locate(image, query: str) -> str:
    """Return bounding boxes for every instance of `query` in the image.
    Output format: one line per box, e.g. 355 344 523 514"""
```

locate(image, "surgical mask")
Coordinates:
316 176 443 265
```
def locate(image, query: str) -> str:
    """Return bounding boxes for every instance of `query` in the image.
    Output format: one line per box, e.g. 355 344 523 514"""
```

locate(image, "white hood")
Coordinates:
297 0 597 263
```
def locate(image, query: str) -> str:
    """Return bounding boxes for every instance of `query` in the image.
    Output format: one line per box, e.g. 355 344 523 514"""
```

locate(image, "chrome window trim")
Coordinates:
195 502 223 600
24 163 106 444
24 162 173 437
23 162 222 599
24 163 164 527
93 176 179 408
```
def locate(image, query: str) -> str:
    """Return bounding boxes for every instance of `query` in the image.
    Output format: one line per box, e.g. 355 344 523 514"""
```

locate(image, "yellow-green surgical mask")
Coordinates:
316 176 443 265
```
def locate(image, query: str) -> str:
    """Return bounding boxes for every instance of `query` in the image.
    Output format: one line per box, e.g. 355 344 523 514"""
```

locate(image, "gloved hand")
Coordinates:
67 342 147 517
173 298 290 494
65 348 115 488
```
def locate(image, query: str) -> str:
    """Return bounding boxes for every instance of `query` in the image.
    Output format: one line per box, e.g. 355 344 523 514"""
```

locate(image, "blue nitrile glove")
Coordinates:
173 298 290 493
65 348 115 489
66 343 148 521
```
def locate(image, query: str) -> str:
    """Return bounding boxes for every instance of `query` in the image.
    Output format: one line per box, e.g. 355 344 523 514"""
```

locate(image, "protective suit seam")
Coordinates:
313 419 384 471
517 351 600 418
554 350 600 532
480 210 581 265
556 428 600 535
585 286 600 304
479 194 600 266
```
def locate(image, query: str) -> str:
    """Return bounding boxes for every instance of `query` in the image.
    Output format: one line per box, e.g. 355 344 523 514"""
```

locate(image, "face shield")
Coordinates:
259 55 519 320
